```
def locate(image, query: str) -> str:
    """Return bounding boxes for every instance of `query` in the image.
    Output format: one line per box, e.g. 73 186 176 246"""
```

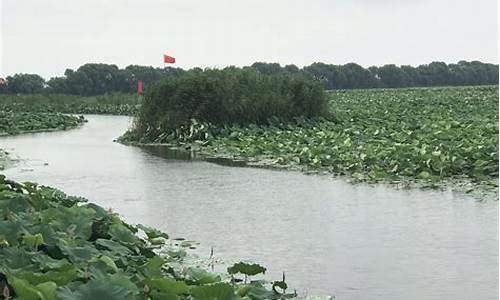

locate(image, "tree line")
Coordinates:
0 61 497 95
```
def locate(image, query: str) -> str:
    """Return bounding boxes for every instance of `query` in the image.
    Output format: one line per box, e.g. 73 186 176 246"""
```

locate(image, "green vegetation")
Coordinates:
128 68 327 140
124 86 499 193
0 112 85 136
0 108 86 172
1 61 497 96
302 60 498 89
0 93 138 115
0 176 296 300
0 150 12 171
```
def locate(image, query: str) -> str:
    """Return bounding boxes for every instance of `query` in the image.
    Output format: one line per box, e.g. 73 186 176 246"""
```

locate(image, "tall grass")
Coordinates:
131 68 328 141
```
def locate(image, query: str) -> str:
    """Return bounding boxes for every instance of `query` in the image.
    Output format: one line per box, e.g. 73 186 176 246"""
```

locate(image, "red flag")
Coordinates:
137 80 144 95
163 54 176 64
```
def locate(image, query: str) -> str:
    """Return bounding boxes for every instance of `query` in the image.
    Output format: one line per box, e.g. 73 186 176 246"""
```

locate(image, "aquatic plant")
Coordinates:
125 86 499 191
129 68 328 141
0 112 85 136
0 93 138 116
0 176 299 299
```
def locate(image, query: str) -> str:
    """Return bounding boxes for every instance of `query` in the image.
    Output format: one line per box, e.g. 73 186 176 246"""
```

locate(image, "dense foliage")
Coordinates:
0 61 497 95
302 61 498 89
0 112 85 136
0 74 46 94
128 68 328 140
126 86 499 191
0 176 295 300
0 94 138 116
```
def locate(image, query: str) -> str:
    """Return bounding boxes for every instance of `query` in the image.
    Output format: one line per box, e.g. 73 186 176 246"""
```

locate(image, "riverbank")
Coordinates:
0 175 298 299
121 86 499 199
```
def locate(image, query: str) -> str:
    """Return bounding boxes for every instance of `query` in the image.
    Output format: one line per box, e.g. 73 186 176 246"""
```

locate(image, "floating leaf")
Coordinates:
227 262 266 276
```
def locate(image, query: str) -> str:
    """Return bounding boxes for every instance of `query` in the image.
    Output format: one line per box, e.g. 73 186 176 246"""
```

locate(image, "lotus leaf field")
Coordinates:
0 176 297 300
0 94 138 116
0 112 85 136
0 84 497 299
128 86 499 194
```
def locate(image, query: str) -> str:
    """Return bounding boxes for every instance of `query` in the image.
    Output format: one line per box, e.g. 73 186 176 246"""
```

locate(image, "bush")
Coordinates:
132 67 328 140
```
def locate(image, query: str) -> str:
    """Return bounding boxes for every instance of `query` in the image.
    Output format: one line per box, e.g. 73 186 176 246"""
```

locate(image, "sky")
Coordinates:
1 0 498 79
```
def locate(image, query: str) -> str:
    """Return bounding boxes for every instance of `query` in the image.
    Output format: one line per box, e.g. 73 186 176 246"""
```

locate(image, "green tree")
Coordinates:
5 74 45 93
341 63 375 89
377 64 409 88
46 76 68 93
251 62 283 75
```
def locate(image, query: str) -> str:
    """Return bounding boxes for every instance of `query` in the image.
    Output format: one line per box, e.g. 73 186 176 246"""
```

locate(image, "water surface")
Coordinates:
1 115 497 300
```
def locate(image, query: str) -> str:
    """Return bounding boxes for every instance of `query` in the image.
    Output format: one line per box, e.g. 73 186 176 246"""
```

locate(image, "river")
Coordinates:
0 115 498 300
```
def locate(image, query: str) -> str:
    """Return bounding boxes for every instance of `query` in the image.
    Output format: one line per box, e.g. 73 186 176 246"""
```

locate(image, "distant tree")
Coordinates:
302 63 348 89
1 61 497 95
125 65 162 86
466 61 499 85
188 67 204 73
46 76 68 93
368 66 382 87
251 62 283 75
284 64 300 74
377 64 409 88
428 62 452 86
63 68 92 95
159 66 185 78
341 63 375 89
0 78 8 94
5 74 45 93
400 65 419 87
62 64 133 95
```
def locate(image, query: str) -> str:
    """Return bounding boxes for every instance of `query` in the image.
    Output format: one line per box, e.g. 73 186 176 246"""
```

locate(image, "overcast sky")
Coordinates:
1 0 498 79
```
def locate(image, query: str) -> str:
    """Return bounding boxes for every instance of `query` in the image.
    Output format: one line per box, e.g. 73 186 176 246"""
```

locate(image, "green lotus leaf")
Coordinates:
31 255 71 271
57 279 134 300
8 277 46 300
145 277 188 295
186 267 222 285
227 262 266 276
136 224 169 240
108 223 141 247
22 233 45 248
95 238 132 256
58 243 100 263
138 256 165 278
35 281 57 300
190 282 241 300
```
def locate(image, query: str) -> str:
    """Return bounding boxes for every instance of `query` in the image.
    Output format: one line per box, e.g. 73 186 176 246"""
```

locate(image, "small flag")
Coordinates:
163 54 176 64
137 80 144 95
